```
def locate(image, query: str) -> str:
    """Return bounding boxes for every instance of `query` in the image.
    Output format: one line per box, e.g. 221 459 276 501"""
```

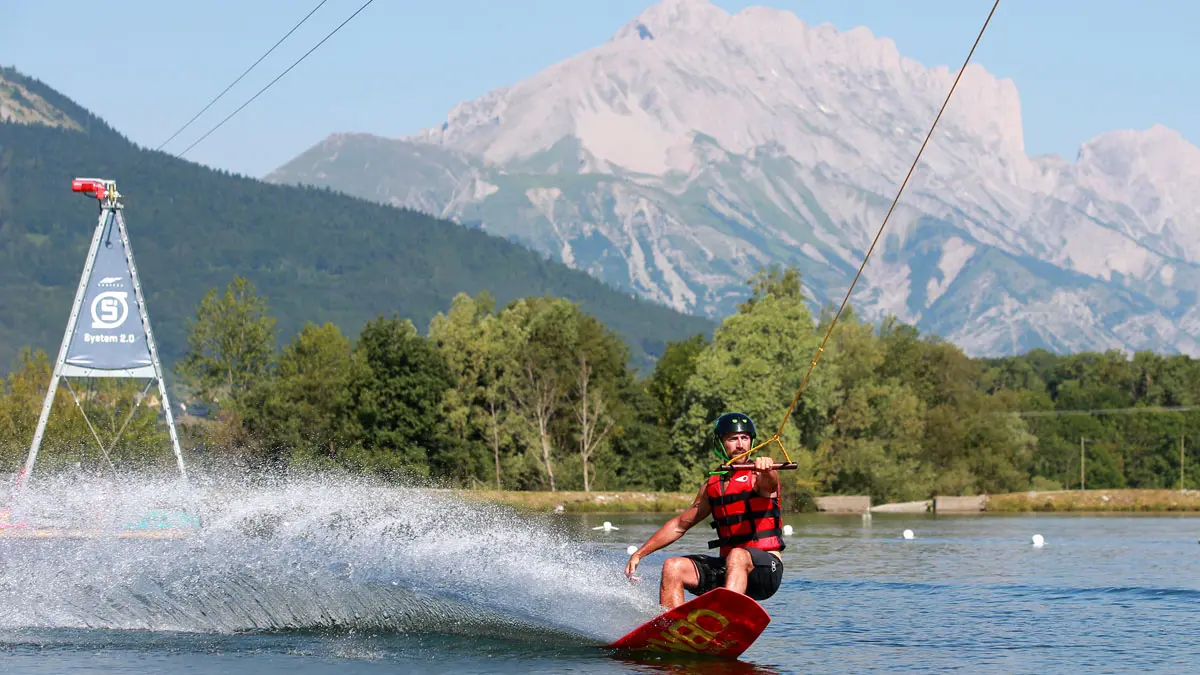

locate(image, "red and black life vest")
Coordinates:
705 470 785 557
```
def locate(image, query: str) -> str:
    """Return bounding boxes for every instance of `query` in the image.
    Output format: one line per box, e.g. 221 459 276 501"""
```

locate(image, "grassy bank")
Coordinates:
986 489 1200 512
455 490 694 513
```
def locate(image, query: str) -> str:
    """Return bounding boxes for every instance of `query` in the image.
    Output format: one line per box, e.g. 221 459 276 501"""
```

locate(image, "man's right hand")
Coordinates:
624 551 642 582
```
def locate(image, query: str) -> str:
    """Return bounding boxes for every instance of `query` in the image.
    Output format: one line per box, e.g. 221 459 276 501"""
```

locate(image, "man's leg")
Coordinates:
659 556 701 609
744 549 784 601
722 548 754 594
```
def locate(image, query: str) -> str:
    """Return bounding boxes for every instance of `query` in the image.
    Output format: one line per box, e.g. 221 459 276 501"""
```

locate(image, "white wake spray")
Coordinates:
0 473 659 642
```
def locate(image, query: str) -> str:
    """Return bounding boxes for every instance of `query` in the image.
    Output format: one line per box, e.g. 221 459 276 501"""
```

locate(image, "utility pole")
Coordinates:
1182 430 1186 491
1080 436 1086 491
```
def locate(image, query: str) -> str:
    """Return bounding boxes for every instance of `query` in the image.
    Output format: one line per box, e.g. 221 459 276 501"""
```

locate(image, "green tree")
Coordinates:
645 334 709 429
475 314 522 489
428 291 518 488
608 387 679 491
176 275 277 407
819 305 878 394
814 307 933 501
818 378 929 503
877 317 979 408
498 298 578 491
568 312 631 492
672 265 837 489
340 315 455 479
960 392 1037 494
240 321 358 467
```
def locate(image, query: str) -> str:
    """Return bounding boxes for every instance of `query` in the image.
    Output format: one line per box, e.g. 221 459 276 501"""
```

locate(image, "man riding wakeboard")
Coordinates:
624 412 785 610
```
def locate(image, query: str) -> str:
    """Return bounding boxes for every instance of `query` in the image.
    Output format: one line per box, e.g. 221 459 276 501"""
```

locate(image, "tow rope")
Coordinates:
721 0 1004 472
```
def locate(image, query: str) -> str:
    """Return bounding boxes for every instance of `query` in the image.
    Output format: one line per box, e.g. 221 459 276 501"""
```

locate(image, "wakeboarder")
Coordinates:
624 412 785 609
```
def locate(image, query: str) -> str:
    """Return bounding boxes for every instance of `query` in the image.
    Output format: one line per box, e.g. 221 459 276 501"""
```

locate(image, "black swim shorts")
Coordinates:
683 548 783 601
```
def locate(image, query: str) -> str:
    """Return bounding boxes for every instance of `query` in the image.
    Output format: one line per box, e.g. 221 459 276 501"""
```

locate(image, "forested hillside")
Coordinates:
0 67 714 373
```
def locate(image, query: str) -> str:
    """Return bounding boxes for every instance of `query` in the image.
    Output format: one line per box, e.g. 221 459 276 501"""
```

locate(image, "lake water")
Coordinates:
2 477 1199 673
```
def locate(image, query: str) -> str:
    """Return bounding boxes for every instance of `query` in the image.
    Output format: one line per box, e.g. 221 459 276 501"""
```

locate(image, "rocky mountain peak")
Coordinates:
611 0 731 42
268 1 1200 359
412 0 1029 189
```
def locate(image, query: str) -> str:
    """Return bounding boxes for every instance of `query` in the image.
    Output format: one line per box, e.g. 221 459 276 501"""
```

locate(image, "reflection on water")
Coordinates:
608 652 785 675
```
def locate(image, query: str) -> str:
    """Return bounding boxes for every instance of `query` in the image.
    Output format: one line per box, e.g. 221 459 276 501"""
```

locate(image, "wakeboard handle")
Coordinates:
718 462 798 471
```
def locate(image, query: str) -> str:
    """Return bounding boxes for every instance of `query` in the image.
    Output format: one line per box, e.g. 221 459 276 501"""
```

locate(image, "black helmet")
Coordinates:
711 412 756 462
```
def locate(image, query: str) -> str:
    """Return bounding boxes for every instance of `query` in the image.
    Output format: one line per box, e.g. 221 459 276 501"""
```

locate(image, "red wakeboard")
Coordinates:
607 587 770 659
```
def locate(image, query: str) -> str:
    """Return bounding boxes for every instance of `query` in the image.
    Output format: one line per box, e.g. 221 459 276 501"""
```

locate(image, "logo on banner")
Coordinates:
91 291 130 329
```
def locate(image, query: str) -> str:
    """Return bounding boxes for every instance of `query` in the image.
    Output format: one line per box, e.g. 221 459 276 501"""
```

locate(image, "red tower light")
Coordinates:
72 178 109 200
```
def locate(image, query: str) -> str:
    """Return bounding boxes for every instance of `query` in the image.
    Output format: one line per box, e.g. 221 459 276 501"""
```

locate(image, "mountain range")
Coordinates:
268 0 1200 358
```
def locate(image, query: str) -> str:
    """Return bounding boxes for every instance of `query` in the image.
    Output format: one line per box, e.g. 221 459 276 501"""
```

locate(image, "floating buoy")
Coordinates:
783 525 794 536
1032 534 1045 548
902 529 915 539
626 545 638 555
592 521 619 532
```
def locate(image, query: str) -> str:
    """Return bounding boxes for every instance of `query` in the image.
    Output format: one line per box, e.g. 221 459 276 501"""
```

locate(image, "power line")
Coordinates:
176 0 376 160
156 0 331 152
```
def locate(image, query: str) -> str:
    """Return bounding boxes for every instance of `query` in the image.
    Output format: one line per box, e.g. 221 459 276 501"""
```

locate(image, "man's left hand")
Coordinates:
753 456 774 472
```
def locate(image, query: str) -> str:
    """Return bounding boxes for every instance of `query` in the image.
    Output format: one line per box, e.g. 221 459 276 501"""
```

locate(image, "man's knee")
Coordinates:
726 547 753 572
662 556 699 586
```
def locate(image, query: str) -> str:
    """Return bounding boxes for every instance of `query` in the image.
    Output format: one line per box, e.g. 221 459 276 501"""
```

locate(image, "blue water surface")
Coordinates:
4 506 1199 674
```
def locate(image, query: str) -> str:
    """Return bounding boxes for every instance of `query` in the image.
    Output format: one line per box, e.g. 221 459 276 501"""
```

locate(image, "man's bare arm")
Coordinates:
625 484 711 579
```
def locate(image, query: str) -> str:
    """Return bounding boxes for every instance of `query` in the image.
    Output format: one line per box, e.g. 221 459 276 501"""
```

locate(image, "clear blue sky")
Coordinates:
3 0 1195 179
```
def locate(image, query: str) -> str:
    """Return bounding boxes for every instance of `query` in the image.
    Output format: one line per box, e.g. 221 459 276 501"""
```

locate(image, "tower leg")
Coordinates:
15 205 107 496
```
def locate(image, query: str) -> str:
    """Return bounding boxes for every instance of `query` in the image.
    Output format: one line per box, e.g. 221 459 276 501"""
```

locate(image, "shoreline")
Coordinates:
452 488 1200 514
983 489 1200 513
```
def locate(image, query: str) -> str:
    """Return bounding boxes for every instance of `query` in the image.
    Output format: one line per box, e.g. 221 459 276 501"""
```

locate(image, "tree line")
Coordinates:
2 265 1198 504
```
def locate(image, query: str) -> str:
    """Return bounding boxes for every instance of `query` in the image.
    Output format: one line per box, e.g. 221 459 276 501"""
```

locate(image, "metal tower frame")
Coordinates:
15 178 186 491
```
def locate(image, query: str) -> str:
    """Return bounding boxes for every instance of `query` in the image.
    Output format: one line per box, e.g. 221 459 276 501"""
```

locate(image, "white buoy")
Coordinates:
783 524 794 536
1032 534 1045 548
592 521 619 532
626 545 638 555
902 529 915 539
